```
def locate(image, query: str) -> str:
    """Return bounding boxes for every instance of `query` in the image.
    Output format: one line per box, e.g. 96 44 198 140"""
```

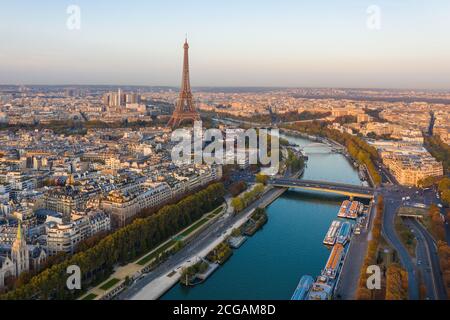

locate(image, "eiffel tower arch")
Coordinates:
167 39 201 128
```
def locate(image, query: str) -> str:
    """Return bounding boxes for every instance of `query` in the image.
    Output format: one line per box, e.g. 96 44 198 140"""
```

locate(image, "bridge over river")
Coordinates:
269 178 375 199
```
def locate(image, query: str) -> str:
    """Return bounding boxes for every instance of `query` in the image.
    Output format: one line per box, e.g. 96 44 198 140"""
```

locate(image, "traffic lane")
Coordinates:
118 214 229 299
408 219 441 300
382 198 419 300
404 218 436 300
335 233 368 300
118 202 242 299
120 188 281 300
410 218 448 300
126 218 231 298
375 161 397 185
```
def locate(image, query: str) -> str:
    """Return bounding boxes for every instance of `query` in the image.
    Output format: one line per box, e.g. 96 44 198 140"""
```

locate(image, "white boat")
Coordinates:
323 220 341 246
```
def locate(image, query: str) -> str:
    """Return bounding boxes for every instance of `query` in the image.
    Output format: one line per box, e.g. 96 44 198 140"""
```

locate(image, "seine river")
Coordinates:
161 133 362 300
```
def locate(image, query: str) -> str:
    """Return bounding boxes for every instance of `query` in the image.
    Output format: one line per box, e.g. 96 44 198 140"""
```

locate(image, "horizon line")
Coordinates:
0 84 449 92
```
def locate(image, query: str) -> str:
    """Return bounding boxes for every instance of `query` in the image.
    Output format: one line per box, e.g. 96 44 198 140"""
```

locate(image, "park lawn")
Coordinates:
136 240 175 266
179 218 209 237
99 278 121 291
82 293 98 300
208 206 223 217
136 205 223 266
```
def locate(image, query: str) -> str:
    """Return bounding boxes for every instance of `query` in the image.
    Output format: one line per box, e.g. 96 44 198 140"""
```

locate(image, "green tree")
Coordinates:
0 182 225 300
231 197 245 213
255 173 269 185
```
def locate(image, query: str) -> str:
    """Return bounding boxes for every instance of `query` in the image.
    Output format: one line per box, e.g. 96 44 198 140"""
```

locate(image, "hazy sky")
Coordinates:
1 0 450 89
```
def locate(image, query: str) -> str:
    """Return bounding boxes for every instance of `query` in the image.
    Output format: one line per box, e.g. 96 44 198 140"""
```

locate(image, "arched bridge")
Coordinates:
269 178 375 199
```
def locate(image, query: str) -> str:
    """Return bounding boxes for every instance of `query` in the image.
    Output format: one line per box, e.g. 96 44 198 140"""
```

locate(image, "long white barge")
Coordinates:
323 220 342 246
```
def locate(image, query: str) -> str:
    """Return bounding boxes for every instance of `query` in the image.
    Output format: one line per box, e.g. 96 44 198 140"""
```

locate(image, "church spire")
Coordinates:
12 220 29 278
12 221 26 250
16 221 22 242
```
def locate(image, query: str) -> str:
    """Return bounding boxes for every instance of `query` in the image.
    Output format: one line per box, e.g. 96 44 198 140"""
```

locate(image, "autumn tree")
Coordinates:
255 173 269 185
437 241 450 297
228 181 247 197
357 196 384 300
0 182 225 300
429 204 446 242
231 197 245 213
385 263 408 300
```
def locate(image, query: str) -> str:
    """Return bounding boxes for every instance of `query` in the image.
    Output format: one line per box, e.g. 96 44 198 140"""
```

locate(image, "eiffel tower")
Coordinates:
167 38 201 128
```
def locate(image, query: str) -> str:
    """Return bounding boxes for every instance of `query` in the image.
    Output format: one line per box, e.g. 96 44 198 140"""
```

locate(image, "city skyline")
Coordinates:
0 0 449 306
1 0 450 89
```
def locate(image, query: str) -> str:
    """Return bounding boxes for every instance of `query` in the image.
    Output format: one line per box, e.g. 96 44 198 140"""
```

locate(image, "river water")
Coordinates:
161 134 362 300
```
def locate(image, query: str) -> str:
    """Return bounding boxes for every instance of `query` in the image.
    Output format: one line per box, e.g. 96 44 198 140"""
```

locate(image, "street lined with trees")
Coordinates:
357 197 385 299
0 183 225 300
424 135 450 175
231 184 265 213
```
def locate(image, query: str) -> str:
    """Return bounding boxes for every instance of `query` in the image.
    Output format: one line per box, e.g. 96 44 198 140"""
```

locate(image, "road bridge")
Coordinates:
269 178 374 199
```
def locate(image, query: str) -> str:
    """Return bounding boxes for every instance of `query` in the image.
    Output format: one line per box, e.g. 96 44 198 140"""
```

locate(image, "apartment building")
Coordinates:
102 182 172 227
42 187 86 223
383 154 444 186
46 211 111 255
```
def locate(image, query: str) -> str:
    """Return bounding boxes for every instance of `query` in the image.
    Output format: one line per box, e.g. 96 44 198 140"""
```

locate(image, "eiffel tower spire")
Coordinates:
167 38 201 128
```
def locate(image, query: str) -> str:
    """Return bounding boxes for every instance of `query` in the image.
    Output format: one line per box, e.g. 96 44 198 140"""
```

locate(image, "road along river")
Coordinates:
161 134 364 300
